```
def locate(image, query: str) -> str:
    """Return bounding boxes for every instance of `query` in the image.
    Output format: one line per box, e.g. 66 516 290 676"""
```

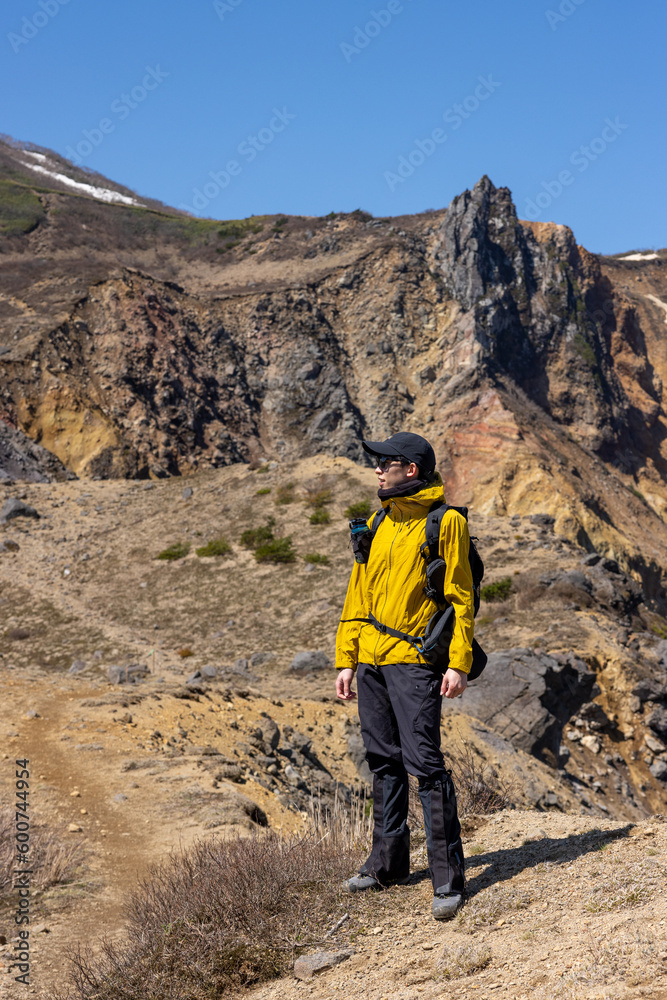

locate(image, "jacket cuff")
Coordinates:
448 651 472 675
336 660 357 673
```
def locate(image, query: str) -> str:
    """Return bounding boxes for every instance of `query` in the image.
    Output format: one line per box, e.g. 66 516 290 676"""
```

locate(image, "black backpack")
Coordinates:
346 502 487 680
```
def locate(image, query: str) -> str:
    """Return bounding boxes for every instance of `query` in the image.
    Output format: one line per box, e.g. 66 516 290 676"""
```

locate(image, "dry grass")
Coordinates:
305 785 373 849
558 926 665 993
455 884 531 932
437 941 492 980
0 807 88 904
584 862 659 912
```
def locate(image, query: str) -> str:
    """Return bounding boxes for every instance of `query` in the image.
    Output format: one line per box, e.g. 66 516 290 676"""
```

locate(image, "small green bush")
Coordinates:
344 500 371 519
240 519 276 549
481 577 513 603
304 487 333 508
195 538 232 558
275 483 295 505
255 464 270 474
255 537 296 564
255 487 271 496
156 542 190 561
309 508 330 525
630 486 645 502
304 553 329 565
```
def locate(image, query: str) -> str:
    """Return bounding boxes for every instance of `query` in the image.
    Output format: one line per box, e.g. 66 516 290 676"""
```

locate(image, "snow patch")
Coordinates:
618 252 659 261
646 294 667 326
23 150 48 162
22 159 142 207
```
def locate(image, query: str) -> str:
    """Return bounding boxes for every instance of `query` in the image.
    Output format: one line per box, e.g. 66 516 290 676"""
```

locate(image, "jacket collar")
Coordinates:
379 482 444 517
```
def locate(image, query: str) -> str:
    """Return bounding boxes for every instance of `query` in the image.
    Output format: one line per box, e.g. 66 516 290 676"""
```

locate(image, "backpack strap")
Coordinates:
423 503 470 559
369 506 387 540
424 501 447 561
338 612 425 654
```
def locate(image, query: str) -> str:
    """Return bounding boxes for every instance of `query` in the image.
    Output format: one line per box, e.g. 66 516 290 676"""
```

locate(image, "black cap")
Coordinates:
361 432 436 474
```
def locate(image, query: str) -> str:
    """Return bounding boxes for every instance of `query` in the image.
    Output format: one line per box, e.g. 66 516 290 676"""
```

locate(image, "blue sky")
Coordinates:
2 0 664 253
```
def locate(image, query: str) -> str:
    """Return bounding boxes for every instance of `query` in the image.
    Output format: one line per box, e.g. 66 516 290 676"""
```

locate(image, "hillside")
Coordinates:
0 459 667 997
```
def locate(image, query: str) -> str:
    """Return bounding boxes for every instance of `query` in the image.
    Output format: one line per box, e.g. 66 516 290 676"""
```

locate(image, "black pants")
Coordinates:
356 662 464 895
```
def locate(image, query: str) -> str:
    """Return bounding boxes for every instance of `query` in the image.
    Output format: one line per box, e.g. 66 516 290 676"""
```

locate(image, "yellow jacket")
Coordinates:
336 483 474 674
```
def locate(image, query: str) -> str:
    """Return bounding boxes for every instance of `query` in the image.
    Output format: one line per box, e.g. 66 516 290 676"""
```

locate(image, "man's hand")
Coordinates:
441 667 468 699
336 668 356 700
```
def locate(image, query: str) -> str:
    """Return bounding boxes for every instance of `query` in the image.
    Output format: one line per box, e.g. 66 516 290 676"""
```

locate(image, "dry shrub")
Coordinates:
514 583 548 610
59 831 365 1000
448 743 513 818
0 807 87 903
302 476 335 508
306 785 372 849
549 581 594 608
438 941 492 979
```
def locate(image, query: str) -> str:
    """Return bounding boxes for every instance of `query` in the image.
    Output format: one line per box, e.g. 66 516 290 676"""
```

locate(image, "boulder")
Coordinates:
0 498 39 525
283 727 312 754
529 514 555 529
448 647 597 761
250 651 276 667
633 678 666 703
289 650 331 672
346 722 372 782
108 664 149 685
215 763 243 783
0 419 74 483
257 715 280 750
649 759 667 782
647 707 667 741
294 950 354 980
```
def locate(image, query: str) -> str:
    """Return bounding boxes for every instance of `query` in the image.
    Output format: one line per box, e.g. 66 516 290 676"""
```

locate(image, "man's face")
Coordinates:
374 456 417 490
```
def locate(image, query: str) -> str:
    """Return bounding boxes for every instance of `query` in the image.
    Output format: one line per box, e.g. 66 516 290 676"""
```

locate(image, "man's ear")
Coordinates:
406 462 419 479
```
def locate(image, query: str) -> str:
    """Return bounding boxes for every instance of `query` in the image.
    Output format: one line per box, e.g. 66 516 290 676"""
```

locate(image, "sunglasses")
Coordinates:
374 455 408 471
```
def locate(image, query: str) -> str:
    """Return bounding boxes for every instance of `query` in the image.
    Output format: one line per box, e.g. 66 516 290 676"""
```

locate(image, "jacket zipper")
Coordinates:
373 501 401 667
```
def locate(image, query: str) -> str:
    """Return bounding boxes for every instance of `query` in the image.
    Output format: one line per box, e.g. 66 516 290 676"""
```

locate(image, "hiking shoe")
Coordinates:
344 873 381 892
432 892 463 920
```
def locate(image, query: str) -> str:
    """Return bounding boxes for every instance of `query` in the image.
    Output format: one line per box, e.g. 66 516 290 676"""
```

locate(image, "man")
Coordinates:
335 431 474 920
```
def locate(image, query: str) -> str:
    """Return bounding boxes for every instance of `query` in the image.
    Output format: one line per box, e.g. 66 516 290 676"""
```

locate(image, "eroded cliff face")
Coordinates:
1 170 667 602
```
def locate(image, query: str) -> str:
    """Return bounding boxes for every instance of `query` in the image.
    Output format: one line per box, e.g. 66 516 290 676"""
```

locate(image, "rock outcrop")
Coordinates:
2 139 667 605
449 647 597 763
0 418 75 482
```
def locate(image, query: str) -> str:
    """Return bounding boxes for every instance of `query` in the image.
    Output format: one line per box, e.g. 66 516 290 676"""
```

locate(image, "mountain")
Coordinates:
1 135 667 606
